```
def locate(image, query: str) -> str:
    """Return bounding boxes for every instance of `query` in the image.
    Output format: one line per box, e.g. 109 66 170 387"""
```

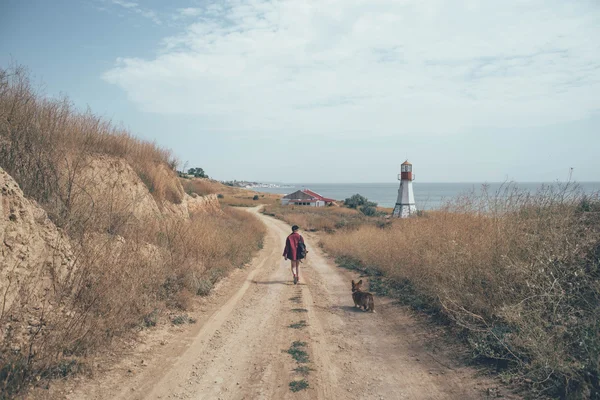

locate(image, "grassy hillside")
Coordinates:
0 65 266 396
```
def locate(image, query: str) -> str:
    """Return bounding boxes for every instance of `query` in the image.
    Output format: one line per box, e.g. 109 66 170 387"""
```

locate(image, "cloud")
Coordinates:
112 0 138 9
176 7 203 18
110 0 161 24
103 0 600 137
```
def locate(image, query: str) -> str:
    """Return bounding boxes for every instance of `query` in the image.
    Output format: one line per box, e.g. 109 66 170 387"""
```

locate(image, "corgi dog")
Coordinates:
351 280 375 312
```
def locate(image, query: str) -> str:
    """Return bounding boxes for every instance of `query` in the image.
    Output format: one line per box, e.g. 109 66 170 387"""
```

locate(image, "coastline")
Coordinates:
248 181 600 209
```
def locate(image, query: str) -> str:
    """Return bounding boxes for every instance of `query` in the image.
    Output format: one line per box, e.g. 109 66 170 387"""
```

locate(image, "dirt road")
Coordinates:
62 207 509 400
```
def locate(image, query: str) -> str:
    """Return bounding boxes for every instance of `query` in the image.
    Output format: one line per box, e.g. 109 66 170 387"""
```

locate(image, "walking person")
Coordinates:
283 225 307 284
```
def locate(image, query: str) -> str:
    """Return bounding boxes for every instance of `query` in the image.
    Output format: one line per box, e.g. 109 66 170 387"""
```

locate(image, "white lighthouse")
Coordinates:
392 160 416 218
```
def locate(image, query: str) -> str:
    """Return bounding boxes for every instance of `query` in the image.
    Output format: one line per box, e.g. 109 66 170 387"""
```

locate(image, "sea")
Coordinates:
250 182 600 210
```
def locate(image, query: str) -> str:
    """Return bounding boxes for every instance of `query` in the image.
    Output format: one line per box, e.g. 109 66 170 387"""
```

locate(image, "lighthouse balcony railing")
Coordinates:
397 174 416 181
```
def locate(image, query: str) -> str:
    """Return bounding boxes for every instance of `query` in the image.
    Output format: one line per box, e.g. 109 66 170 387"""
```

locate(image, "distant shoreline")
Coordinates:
248 181 600 210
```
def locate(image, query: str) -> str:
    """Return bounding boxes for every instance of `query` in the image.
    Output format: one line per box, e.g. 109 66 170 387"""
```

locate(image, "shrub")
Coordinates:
345 194 379 216
344 193 368 209
360 201 378 216
253 195 259 200
187 167 207 178
360 205 376 216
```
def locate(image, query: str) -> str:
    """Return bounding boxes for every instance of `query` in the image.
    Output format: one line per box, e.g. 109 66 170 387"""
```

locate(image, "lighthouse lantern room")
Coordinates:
392 160 417 218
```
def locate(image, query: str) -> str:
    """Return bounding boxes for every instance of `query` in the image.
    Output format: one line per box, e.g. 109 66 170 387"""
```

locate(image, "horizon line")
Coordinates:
242 181 600 185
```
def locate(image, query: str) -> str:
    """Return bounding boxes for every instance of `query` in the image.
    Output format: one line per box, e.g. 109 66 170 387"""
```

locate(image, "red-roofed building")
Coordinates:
281 189 335 207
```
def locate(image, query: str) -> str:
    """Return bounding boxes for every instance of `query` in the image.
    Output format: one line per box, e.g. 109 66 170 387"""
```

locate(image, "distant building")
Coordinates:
281 189 335 207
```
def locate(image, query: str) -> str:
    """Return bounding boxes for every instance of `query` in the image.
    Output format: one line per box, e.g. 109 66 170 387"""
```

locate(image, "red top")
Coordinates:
401 171 413 181
283 232 305 261
302 189 335 203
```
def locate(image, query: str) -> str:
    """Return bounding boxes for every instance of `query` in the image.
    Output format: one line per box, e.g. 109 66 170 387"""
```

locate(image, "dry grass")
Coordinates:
219 190 281 208
0 65 267 396
180 178 281 208
0 65 181 216
262 203 376 232
322 183 600 398
220 193 279 207
1 207 265 396
181 178 226 196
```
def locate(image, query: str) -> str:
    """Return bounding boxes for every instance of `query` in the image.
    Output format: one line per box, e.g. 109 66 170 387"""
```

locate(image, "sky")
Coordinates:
1 0 599 183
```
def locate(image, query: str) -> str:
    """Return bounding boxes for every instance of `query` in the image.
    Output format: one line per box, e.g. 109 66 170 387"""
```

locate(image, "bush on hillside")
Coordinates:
344 193 368 209
188 167 207 178
344 194 380 217
360 203 378 216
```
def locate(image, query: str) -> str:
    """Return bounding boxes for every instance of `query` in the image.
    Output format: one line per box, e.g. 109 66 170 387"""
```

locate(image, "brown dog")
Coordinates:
351 280 375 312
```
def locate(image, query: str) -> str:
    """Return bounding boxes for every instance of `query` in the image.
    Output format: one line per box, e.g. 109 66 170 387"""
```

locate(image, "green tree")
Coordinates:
344 193 368 209
188 167 207 178
344 194 379 216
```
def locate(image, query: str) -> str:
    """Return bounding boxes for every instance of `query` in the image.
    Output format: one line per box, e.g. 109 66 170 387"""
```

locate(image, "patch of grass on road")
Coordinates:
289 320 307 329
285 341 309 363
285 341 312 391
289 379 309 392
294 365 314 376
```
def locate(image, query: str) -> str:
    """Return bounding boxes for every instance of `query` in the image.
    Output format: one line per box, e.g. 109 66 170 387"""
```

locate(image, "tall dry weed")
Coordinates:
0 65 181 217
322 183 600 398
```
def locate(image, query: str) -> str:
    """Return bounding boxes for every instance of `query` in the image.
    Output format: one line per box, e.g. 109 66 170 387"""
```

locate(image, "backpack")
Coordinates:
297 241 307 260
